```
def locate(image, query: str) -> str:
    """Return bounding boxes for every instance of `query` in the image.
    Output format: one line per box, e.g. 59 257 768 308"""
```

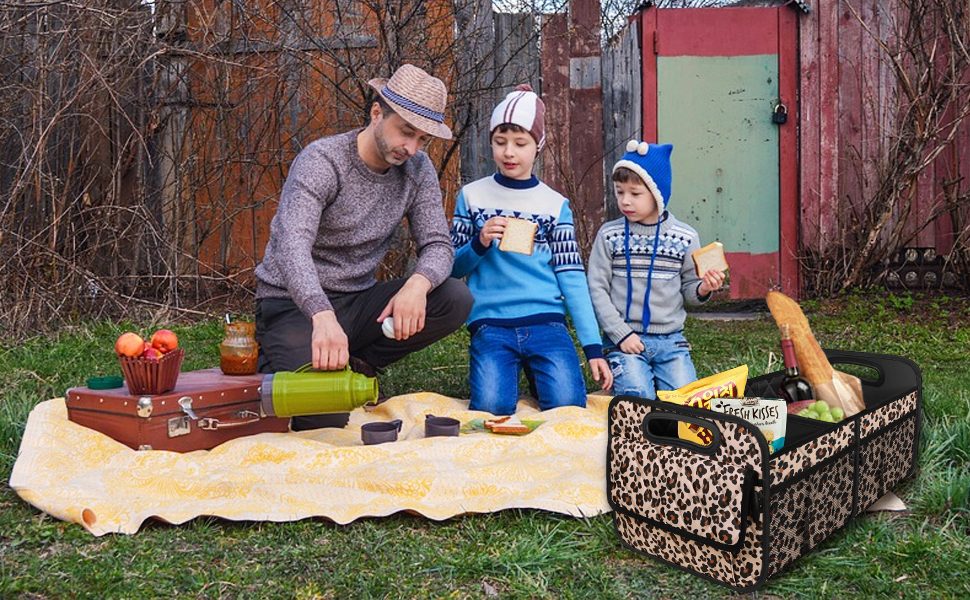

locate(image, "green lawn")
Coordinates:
1 291 968 599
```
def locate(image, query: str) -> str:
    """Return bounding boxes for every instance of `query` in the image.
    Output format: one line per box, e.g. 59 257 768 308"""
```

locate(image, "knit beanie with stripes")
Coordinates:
489 84 546 151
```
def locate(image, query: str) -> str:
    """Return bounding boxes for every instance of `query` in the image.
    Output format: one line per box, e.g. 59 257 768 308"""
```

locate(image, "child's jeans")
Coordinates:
606 331 697 399
469 322 588 415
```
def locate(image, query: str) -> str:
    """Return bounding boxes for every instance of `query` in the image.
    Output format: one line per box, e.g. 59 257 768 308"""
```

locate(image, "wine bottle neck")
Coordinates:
781 339 799 370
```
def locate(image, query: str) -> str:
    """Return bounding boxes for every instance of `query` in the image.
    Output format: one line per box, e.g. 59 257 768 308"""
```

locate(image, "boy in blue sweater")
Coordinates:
450 85 612 415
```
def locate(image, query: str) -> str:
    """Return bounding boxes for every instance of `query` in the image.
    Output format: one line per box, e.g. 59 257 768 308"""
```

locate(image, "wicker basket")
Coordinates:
119 348 184 395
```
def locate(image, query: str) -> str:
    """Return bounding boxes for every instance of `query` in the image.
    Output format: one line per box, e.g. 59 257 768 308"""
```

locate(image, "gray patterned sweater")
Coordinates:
255 130 454 318
587 214 710 344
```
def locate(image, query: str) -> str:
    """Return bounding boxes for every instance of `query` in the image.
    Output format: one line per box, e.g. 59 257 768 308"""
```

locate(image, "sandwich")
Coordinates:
692 241 729 278
498 218 537 255
483 414 531 435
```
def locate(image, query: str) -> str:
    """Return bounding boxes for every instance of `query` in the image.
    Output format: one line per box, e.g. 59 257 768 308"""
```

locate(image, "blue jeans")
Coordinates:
606 331 697 399
469 322 588 415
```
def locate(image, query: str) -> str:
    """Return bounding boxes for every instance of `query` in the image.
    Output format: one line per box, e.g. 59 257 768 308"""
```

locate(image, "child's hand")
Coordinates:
479 216 508 247
619 335 645 355
698 269 726 296
589 358 614 391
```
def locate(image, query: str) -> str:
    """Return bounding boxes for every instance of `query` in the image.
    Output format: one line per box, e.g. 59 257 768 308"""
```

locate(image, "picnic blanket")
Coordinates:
10 392 611 536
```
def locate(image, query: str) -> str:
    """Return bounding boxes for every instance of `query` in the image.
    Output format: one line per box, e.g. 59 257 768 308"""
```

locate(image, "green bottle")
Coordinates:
260 365 378 417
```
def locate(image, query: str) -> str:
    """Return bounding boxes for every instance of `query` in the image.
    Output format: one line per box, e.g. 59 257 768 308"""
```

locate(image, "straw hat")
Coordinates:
368 64 453 140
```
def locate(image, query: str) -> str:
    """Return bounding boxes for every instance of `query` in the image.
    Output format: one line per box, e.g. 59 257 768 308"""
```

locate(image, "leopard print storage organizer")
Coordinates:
607 350 922 592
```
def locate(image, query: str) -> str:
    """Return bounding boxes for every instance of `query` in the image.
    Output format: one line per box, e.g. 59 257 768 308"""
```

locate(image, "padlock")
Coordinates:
772 103 788 125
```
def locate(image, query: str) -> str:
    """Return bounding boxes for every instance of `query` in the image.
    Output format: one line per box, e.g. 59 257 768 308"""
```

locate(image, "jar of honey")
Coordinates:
220 321 258 375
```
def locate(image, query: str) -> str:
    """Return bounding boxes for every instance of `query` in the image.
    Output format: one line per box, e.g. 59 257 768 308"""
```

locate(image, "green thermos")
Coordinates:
260 364 379 417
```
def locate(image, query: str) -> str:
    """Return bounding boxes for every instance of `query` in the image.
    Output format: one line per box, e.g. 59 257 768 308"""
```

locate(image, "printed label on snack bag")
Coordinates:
657 365 748 446
709 397 788 454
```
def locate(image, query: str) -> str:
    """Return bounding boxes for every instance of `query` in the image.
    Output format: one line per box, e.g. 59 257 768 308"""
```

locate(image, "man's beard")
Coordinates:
374 120 409 166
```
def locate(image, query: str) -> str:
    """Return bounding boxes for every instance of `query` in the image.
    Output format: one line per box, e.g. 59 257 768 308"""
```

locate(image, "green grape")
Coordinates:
798 409 811 417
805 411 819 420
811 401 829 413
818 412 835 423
830 407 845 421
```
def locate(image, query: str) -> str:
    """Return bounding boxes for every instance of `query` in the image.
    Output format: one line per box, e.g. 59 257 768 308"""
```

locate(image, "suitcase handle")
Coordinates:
641 412 722 456
198 411 263 430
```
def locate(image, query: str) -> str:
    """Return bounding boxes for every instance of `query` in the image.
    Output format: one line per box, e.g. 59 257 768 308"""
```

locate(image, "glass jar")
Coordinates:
220 322 258 375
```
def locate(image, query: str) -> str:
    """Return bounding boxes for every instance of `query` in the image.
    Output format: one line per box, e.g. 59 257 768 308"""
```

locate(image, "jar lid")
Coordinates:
87 375 125 390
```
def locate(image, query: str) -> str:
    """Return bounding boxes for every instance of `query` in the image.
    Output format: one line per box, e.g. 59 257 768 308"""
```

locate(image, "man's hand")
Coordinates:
377 274 432 340
619 334 645 355
589 357 614 391
479 216 508 248
311 310 349 370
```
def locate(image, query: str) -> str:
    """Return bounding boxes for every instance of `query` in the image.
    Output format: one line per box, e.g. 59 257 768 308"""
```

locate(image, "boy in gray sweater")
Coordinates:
255 64 472 429
587 140 725 398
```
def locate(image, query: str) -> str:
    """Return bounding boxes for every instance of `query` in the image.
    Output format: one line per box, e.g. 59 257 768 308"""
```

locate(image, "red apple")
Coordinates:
142 344 161 360
115 332 145 358
151 329 178 353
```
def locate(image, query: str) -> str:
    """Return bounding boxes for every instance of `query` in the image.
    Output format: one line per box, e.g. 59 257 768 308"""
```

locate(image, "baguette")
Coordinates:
498 217 537 255
692 241 729 277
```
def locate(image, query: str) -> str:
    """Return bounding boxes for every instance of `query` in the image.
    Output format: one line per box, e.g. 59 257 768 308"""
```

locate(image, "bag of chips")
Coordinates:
657 365 749 446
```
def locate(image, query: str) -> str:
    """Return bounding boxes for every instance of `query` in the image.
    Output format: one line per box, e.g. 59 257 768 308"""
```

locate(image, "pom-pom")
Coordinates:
637 142 650 155
514 83 535 93
626 139 639 152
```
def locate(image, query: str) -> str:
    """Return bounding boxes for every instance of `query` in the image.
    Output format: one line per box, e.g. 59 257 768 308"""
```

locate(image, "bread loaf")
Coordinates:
498 217 537 255
692 241 729 277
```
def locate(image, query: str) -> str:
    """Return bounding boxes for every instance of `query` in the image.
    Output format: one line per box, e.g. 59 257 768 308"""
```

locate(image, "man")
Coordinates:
255 64 473 430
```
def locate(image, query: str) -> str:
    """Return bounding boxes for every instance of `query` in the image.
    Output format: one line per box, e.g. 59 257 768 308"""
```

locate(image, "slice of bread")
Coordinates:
692 241 729 277
498 217 537 255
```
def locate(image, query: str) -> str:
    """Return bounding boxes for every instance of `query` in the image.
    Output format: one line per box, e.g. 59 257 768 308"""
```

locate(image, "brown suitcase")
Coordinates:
66 368 291 452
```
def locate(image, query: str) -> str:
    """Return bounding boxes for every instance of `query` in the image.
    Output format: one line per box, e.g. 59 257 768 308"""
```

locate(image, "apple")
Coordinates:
115 332 145 357
151 329 178 353
142 344 161 360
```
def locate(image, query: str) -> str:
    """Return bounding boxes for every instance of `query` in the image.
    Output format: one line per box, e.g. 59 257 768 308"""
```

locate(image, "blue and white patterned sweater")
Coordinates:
450 173 602 360
586 214 709 345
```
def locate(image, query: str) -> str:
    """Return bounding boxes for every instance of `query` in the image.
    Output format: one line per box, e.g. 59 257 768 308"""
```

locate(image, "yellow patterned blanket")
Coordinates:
10 393 611 536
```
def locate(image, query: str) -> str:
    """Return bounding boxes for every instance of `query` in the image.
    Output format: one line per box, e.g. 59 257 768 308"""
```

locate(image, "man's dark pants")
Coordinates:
256 278 472 430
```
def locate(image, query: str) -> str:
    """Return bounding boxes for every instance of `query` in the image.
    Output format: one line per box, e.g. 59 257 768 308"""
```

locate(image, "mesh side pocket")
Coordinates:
767 480 810 577
858 416 918 508
766 451 855 577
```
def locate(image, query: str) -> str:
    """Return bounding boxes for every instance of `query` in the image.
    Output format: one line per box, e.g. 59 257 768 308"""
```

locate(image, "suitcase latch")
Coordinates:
178 396 200 420
137 396 153 418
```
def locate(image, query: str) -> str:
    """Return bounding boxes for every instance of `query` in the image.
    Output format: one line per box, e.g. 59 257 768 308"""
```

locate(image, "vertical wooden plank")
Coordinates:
602 18 641 221
568 0 604 248
839 0 864 231
778 6 801 298
817 0 841 252
640 8 658 143
540 12 571 197
799 3 822 253
456 0 495 185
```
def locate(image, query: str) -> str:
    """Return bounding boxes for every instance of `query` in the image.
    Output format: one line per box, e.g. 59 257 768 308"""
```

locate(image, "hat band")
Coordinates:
381 86 445 124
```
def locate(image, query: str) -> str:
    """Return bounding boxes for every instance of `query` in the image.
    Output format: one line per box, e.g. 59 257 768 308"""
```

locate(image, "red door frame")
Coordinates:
637 7 801 299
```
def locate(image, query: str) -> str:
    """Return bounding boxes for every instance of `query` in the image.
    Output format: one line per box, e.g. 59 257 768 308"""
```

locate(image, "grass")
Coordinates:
1 291 968 599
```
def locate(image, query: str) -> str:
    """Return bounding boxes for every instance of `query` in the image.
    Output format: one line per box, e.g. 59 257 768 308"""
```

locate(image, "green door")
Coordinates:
641 7 799 298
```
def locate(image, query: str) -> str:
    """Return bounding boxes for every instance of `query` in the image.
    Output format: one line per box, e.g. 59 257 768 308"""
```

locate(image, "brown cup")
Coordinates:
425 414 460 437
361 419 403 445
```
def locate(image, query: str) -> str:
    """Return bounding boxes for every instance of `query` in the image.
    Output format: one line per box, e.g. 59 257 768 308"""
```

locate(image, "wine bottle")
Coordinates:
778 323 815 403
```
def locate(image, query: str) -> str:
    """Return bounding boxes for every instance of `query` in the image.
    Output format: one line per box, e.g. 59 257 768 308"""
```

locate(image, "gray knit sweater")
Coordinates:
254 130 454 318
587 214 709 344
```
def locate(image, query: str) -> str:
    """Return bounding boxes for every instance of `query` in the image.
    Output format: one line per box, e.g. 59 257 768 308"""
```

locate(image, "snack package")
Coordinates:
657 365 748 446
709 397 788 454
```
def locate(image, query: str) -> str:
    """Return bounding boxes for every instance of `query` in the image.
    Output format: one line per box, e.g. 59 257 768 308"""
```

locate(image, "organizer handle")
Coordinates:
823 349 921 397
642 412 722 456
